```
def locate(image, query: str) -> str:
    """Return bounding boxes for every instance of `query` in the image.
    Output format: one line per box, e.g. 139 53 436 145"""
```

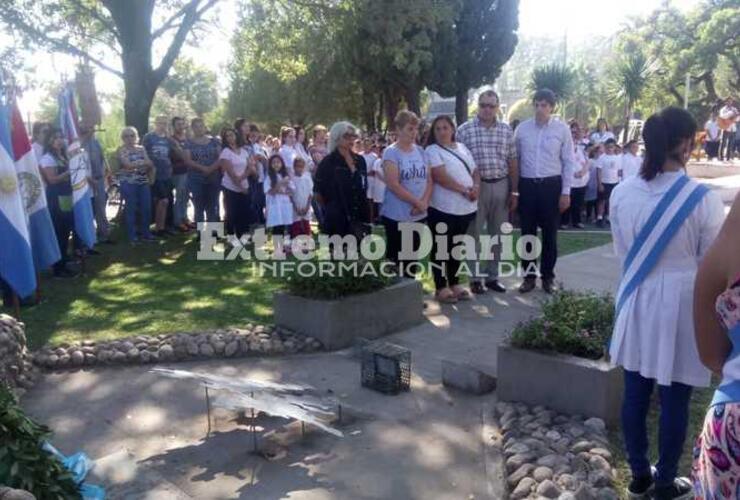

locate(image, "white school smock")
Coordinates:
608 171 724 387
264 175 295 228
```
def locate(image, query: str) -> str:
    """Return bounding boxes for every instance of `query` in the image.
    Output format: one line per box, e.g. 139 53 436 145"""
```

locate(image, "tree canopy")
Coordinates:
0 0 222 134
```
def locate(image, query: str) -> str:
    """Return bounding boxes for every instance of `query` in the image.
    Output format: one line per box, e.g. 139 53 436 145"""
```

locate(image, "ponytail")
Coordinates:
640 107 697 181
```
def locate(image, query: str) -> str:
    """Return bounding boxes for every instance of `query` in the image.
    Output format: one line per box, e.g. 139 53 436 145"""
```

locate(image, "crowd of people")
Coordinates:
703 97 740 161
14 87 740 499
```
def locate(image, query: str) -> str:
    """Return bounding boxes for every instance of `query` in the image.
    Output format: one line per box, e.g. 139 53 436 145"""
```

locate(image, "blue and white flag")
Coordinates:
0 94 36 298
10 102 61 271
58 86 96 249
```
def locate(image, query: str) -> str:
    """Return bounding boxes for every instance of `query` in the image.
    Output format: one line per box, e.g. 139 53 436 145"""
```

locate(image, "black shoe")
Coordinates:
596 219 604 228
100 238 116 245
542 279 558 294
518 279 536 294
573 223 585 229
470 282 487 295
485 280 506 293
53 267 79 278
86 248 101 256
653 477 692 500
627 473 654 499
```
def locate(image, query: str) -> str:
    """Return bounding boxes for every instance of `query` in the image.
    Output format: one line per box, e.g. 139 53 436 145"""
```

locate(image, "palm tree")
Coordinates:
529 63 576 105
608 51 657 142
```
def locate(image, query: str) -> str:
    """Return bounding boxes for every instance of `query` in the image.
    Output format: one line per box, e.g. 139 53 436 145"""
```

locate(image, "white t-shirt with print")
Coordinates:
596 153 621 185
362 152 378 198
425 143 478 216
371 157 386 203
571 146 589 189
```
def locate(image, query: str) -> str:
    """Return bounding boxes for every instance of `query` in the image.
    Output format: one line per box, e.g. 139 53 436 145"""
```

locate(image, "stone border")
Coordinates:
32 325 323 371
0 314 41 397
493 401 619 500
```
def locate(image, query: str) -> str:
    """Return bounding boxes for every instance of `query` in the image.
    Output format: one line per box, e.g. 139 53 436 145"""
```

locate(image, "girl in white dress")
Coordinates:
264 154 294 239
609 107 725 500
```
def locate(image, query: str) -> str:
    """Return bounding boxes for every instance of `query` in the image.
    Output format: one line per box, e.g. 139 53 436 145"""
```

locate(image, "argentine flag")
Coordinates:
58 86 96 249
0 100 36 297
10 102 61 271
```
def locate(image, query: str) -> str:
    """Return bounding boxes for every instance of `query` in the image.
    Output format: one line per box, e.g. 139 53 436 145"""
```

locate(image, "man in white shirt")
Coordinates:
514 88 576 294
719 98 739 161
704 113 721 160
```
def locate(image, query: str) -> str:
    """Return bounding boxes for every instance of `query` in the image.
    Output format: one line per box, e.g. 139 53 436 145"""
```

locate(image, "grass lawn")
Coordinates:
3 227 612 349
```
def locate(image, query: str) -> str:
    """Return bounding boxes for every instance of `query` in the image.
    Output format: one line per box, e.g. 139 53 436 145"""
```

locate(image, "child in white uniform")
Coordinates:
290 157 313 238
264 154 294 240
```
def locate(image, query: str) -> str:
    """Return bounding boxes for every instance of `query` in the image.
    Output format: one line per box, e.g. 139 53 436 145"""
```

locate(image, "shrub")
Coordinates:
283 259 395 300
0 385 81 499
509 290 614 360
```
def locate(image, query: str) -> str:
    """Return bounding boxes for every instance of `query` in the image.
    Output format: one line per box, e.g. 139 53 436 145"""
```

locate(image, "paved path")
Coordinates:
22 245 620 500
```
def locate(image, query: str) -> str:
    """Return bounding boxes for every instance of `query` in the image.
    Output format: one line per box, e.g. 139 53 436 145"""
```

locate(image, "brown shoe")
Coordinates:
470 282 487 295
542 279 558 294
518 279 536 294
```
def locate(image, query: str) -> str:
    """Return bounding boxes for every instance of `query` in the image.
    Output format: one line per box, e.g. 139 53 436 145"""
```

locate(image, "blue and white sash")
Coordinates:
615 175 709 318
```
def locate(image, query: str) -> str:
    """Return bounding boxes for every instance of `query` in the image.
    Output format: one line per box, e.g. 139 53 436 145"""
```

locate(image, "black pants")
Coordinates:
382 216 426 278
223 189 252 238
561 186 586 226
586 200 597 221
720 130 735 160
519 176 561 281
427 207 476 291
705 140 720 159
49 201 73 273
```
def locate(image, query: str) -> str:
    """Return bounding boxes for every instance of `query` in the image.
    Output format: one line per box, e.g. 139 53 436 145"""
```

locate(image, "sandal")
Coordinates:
435 287 458 304
452 285 472 301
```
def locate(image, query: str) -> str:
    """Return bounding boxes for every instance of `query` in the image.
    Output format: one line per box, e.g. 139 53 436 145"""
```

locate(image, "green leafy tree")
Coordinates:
162 58 219 116
0 0 223 135
607 51 656 142
529 63 576 104
428 0 519 124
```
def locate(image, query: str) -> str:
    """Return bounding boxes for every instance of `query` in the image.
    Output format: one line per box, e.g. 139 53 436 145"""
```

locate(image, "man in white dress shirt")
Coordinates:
514 88 577 294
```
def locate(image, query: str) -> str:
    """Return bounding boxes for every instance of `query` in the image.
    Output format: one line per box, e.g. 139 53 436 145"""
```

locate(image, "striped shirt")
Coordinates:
456 117 516 180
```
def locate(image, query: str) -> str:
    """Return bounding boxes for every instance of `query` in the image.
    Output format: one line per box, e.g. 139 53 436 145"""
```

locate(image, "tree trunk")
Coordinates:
361 88 376 133
455 88 468 125
404 87 421 116
376 93 385 133
124 80 157 137
384 86 400 130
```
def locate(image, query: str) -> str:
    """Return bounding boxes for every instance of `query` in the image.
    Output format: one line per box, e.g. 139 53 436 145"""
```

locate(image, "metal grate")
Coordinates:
361 341 411 395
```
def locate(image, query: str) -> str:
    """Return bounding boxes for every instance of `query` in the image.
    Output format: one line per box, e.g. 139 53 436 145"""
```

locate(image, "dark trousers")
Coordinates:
518 176 561 280
190 181 221 223
49 201 73 273
427 207 475 291
561 186 585 226
586 200 597 221
382 216 425 278
720 130 735 160
223 189 252 238
621 370 692 486
705 140 720 159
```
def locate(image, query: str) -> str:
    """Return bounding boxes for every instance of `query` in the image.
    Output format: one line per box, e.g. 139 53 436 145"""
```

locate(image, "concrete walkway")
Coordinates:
22 245 620 500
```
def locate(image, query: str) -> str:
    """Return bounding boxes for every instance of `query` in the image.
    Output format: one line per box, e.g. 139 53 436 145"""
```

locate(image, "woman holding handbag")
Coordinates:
424 115 480 303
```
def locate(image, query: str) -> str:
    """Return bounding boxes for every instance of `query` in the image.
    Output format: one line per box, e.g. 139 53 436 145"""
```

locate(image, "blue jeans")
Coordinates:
189 180 221 223
120 182 152 241
172 173 189 225
621 370 692 486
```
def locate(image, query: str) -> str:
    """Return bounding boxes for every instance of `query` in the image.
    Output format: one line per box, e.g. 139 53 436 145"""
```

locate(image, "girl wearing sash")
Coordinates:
692 193 740 497
609 107 724 500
